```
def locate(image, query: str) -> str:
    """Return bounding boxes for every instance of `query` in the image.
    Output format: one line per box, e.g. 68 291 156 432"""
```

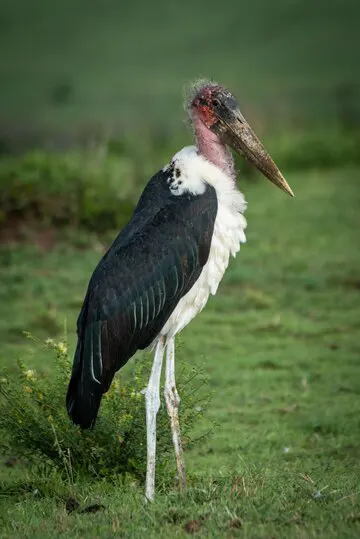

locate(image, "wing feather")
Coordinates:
143 290 149 327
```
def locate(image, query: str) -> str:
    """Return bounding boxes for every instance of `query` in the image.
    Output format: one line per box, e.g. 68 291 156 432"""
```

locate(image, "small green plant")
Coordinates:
0 333 211 483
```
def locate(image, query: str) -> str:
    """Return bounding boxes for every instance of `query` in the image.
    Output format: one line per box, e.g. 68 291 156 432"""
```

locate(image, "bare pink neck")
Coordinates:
192 112 235 178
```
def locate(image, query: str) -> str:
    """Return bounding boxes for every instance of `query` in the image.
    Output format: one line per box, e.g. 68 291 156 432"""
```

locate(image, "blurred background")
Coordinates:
0 0 360 388
0 0 360 144
0 0 360 394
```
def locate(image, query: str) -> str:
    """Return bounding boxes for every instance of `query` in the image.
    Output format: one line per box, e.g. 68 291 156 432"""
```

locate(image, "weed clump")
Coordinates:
0 334 210 482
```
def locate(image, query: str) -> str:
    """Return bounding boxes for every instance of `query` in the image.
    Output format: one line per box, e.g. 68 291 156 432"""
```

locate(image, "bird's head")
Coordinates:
189 81 294 197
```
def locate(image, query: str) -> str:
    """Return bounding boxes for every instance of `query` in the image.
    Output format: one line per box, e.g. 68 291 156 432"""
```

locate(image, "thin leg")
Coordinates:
164 337 187 494
145 336 165 501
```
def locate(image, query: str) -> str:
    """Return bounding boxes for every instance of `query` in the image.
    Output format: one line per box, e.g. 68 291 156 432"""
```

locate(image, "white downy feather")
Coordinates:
161 146 247 338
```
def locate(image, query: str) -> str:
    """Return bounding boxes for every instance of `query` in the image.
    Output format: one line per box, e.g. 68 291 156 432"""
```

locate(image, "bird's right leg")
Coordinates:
144 336 165 502
164 336 187 495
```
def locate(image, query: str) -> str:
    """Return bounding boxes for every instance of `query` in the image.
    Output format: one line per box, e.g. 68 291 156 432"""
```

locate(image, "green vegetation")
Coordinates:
0 336 208 482
1 164 359 537
1 127 360 236
0 149 138 232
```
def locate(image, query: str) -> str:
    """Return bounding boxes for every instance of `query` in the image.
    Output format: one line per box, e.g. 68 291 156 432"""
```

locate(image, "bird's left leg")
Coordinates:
164 336 187 494
145 336 165 502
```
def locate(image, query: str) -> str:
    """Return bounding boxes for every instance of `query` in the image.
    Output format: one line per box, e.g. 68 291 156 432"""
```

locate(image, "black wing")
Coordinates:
66 169 217 428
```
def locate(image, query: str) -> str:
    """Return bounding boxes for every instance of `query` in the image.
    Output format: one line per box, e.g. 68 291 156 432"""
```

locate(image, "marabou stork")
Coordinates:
66 80 293 501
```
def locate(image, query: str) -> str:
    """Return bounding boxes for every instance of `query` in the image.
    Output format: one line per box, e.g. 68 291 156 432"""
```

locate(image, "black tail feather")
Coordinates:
66 322 104 429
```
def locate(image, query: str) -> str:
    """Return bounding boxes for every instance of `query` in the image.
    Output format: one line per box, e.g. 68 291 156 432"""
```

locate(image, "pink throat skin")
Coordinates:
192 111 235 179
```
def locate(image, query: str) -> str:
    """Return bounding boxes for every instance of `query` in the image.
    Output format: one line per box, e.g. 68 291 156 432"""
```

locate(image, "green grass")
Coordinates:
1 0 360 134
1 166 360 537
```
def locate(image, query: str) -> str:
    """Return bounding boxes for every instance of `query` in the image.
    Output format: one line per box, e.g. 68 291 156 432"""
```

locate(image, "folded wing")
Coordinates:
66 180 217 428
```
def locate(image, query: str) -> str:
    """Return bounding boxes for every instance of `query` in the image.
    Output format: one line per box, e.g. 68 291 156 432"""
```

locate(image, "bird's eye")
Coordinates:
212 98 221 108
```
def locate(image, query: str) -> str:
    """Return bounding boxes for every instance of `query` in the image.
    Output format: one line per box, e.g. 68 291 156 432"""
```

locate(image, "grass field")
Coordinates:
1 0 360 135
1 165 360 537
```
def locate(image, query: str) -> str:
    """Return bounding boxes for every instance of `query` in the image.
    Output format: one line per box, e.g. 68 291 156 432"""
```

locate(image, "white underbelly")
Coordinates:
161 204 246 338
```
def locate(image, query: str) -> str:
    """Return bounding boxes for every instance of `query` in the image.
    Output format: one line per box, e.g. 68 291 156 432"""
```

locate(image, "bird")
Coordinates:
66 80 293 501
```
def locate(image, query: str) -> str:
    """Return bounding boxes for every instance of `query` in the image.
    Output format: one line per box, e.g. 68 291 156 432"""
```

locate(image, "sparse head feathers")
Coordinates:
184 79 219 111
184 79 234 115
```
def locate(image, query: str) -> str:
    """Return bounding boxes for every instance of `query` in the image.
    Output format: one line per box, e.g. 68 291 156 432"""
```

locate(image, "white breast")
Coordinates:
160 146 247 339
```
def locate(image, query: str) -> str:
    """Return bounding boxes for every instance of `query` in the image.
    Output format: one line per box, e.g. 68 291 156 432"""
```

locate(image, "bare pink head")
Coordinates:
187 80 294 196
190 83 226 129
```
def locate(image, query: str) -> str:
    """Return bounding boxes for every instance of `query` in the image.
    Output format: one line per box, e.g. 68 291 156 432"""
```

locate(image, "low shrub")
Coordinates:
0 149 139 232
0 334 211 482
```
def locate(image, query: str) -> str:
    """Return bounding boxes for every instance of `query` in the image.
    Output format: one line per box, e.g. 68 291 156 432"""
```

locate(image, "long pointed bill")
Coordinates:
222 112 294 197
